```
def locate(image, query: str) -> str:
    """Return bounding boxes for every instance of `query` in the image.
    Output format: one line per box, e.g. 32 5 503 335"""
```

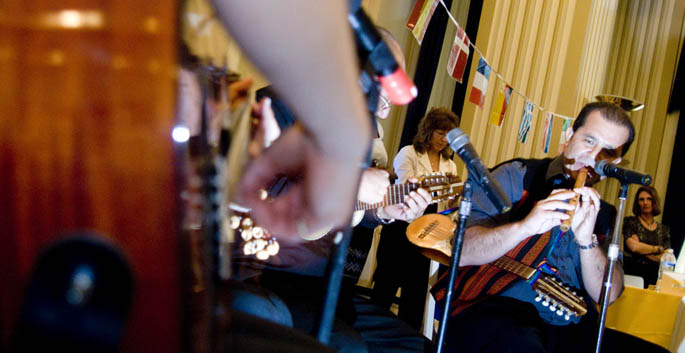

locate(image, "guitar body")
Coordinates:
0 3 182 352
407 214 587 319
406 214 454 265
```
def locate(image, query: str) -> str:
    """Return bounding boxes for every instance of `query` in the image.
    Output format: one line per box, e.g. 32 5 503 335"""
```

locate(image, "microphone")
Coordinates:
595 160 652 186
348 7 417 105
447 128 512 213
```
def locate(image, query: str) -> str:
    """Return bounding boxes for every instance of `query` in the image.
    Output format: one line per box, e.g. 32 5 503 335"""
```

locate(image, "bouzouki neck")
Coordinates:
355 183 419 210
492 256 537 280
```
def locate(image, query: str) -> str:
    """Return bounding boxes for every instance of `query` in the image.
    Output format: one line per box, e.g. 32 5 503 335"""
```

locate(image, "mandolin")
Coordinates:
407 214 587 320
303 173 463 240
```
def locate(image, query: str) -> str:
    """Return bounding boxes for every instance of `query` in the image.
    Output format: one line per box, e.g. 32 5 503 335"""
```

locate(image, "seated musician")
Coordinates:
230 29 436 353
432 102 668 353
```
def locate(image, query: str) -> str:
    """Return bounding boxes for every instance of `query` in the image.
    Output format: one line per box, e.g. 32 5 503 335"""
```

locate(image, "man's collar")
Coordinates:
545 156 570 187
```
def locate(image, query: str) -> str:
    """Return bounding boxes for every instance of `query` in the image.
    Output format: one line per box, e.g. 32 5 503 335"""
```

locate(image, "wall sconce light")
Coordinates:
596 94 644 112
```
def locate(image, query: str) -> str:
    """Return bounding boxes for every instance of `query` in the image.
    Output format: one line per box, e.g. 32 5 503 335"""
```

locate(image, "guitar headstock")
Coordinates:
417 173 463 203
532 275 587 320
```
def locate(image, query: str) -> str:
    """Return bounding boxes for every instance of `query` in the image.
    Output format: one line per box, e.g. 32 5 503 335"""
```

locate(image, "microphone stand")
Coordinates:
316 225 356 344
595 182 629 353
435 180 473 353
316 59 380 346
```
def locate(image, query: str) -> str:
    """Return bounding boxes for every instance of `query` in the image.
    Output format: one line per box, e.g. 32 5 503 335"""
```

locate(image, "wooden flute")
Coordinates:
560 167 589 232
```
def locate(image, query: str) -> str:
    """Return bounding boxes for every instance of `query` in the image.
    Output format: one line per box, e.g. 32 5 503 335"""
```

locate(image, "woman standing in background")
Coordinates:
371 107 460 330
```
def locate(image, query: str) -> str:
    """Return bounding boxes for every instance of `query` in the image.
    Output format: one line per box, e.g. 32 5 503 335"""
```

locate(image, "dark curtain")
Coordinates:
399 0 454 149
398 0 484 149
662 64 684 256
662 39 683 256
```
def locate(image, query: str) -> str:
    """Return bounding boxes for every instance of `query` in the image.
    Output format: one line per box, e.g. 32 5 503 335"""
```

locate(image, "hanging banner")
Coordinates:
407 0 439 45
518 101 534 143
558 118 572 153
447 25 470 82
469 57 491 107
542 111 554 154
406 0 426 30
488 84 512 127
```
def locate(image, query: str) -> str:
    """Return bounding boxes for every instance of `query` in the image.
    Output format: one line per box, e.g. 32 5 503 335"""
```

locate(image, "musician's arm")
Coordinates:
462 191 578 267
577 245 623 303
393 146 418 184
211 0 371 161
572 187 623 303
461 222 537 266
626 235 663 255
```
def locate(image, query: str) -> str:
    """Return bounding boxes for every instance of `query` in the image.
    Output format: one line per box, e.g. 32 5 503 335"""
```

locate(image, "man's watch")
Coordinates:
577 234 599 250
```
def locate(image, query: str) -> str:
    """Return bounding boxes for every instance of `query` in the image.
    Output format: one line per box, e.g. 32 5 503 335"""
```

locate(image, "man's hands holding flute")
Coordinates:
516 186 601 244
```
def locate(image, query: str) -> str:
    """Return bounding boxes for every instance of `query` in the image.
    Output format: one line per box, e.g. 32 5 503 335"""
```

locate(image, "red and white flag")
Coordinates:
447 26 470 82
468 57 491 107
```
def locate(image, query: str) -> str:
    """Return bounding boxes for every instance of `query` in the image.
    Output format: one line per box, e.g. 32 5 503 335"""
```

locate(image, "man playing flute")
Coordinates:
434 102 668 353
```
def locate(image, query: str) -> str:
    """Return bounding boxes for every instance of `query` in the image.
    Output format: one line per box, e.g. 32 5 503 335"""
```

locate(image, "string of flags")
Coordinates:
406 0 576 153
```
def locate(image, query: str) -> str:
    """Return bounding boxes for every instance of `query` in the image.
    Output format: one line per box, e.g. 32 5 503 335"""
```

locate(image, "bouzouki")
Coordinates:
407 214 587 320
303 172 464 240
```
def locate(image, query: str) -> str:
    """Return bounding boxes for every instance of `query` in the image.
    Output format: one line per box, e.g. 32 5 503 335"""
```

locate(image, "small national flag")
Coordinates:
469 57 491 107
407 0 439 45
447 26 470 82
558 118 572 153
488 84 512 127
406 0 426 30
518 101 533 143
542 111 554 154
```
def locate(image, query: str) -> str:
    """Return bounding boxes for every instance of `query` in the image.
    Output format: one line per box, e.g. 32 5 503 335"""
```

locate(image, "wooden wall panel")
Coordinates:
459 0 594 177
595 0 684 211
456 0 683 213
0 2 181 352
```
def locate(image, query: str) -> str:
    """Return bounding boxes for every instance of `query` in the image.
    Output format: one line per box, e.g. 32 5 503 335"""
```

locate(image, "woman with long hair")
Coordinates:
371 107 460 330
623 185 671 287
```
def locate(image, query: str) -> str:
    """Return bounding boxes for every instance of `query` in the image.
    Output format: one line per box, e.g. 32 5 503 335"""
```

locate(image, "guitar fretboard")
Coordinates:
355 183 419 211
492 256 537 280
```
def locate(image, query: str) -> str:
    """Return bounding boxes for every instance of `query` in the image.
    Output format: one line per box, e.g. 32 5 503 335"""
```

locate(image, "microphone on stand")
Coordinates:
595 160 652 186
446 128 512 213
348 7 417 105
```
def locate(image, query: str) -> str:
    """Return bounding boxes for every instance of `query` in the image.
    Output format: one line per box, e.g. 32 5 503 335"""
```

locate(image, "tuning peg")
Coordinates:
254 238 267 250
564 312 570 320
243 242 254 255
241 217 253 228
230 215 241 229
556 308 564 316
241 228 253 241
266 240 280 256
252 226 264 239
542 299 549 307
256 249 269 260
549 303 557 311
534 294 542 302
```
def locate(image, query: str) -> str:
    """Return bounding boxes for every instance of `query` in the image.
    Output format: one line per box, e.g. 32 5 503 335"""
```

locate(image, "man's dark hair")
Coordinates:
572 102 635 156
